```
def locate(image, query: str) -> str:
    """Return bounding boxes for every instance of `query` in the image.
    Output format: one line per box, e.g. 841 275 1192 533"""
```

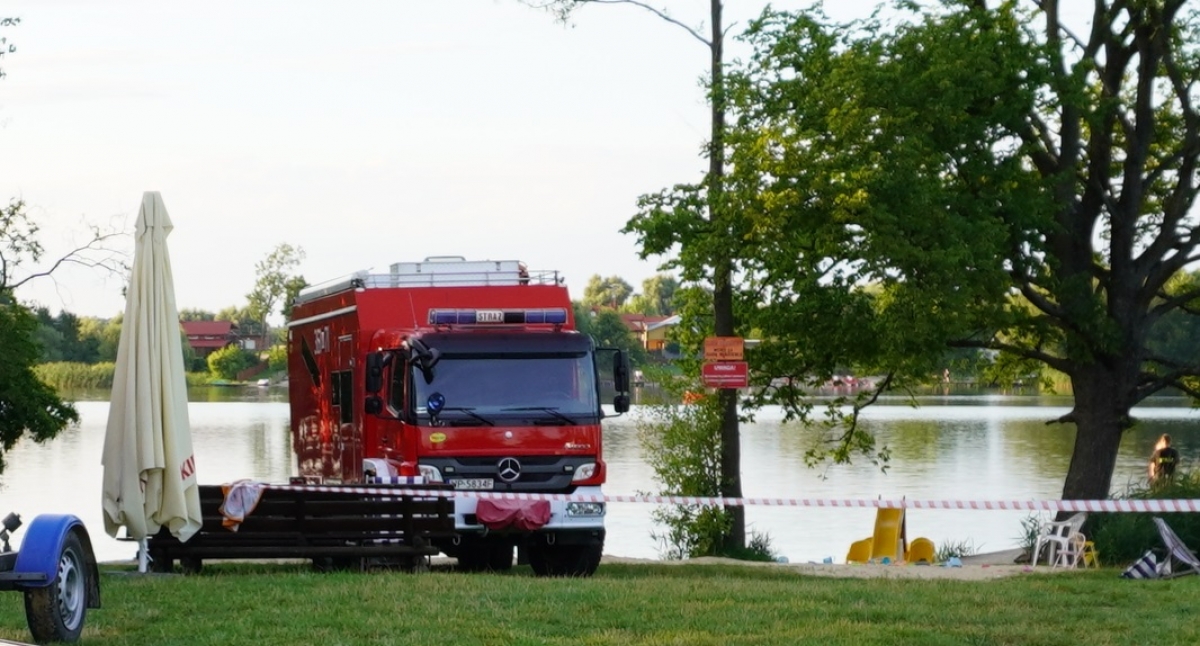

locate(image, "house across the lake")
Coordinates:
180 320 239 359
620 314 680 355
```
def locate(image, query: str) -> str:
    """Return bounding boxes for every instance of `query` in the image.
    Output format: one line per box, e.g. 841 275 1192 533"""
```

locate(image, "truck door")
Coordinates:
335 334 361 482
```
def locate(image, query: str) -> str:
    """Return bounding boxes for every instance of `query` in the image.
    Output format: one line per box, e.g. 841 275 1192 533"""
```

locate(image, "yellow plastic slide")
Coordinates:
869 508 906 562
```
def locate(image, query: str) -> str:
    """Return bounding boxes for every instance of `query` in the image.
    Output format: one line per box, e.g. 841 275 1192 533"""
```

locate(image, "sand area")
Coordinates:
600 548 1057 581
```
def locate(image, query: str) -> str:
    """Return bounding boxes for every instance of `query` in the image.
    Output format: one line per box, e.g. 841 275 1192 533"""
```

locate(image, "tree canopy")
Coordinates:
582 274 634 309
626 0 1200 500
0 297 79 472
246 243 305 339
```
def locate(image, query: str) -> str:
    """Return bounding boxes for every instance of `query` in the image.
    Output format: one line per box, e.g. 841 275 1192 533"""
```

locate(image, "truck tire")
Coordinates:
24 531 88 643
528 543 602 578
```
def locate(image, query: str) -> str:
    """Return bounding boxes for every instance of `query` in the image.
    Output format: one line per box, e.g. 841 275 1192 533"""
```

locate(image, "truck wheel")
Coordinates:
528 543 602 578
488 540 514 572
456 538 513 573
455 546 490 572
24 531 88 643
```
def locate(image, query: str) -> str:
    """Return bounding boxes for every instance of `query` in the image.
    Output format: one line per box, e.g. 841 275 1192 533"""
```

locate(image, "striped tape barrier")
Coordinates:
262 482 1200 512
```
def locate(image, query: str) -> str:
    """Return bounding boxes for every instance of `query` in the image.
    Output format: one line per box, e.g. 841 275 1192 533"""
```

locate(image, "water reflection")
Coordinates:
5 389 1198 564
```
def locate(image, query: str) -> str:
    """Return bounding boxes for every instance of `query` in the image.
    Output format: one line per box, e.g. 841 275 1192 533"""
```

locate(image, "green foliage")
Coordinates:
1088 470 1200 567
77 315 122 363
246 243 305 340
588 309 647 367
636 374 754 560
727 530 778 563
179 308 215 322
0 299 79 473
184 371 213 387
206 344 257 380
281 275 308 323
620 3 1200 502
216 305 258 337
0 16 16 81
625 274 681 316
0 199 43 290
267 344 287 373
1014 513 1043 561
582 274 633 309
934 538 980 563
33 362 116 390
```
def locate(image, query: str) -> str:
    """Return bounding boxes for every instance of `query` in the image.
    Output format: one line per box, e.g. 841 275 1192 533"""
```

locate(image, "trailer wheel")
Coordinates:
24 531 88 643
528 543 602 578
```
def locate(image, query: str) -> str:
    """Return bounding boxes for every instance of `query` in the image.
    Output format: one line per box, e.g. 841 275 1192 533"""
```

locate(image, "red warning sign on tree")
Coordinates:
701 361 749 388
704 336 744 361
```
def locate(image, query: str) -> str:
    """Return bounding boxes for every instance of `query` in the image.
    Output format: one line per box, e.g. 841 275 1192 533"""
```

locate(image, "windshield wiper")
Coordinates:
438 407 494 426
501 407 576 425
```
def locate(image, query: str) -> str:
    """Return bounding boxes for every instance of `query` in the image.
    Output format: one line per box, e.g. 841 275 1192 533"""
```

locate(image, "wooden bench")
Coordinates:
146 484 455 573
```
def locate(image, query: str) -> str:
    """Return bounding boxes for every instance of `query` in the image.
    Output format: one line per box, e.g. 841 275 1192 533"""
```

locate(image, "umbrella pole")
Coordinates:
137 538 149 573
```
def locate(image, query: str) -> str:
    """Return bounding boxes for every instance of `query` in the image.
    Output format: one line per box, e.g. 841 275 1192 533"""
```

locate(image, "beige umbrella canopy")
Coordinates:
101 192 201 552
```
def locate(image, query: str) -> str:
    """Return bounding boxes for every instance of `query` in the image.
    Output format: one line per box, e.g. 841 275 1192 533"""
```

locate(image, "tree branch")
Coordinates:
524 0 712 48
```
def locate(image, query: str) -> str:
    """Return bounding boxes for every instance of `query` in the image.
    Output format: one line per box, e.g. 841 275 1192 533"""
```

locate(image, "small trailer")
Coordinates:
0 513 101 643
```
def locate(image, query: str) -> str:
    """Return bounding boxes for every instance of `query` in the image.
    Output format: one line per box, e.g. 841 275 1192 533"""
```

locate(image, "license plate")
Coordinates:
451 478 493 490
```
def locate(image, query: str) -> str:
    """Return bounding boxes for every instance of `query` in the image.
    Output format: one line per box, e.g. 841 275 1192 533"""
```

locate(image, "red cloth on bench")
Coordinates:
475 499 551 531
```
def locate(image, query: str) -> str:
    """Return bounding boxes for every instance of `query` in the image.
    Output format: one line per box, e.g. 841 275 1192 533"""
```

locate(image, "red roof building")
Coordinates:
181 320 238 357
619 314 678 353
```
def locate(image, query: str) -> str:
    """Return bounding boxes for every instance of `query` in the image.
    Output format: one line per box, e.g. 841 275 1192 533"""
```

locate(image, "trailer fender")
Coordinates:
14 515 102 606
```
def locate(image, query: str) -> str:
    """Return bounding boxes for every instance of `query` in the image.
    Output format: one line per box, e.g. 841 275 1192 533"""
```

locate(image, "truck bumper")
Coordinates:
452 486 606 534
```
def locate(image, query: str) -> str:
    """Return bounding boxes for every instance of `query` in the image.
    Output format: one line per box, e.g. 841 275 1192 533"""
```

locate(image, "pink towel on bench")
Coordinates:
220 480 266 532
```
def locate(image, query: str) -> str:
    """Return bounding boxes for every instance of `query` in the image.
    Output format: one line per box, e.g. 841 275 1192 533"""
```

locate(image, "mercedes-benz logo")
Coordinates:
497 457 522 483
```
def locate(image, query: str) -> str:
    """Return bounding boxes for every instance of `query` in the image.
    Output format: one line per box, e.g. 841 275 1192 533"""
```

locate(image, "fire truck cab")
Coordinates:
287 257 630 576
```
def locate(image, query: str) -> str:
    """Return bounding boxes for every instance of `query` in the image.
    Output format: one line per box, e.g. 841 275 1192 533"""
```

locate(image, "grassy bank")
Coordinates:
0 562 1194 645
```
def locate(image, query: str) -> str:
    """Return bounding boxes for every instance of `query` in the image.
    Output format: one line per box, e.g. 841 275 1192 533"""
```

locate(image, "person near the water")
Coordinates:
1149 433 1180 483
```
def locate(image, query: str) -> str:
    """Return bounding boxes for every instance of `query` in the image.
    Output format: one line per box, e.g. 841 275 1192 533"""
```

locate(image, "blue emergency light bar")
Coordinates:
428 308 568 326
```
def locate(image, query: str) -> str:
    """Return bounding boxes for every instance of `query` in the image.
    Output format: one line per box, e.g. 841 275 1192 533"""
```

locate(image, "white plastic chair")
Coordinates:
1054 531 1087 568
1032 512 1087 567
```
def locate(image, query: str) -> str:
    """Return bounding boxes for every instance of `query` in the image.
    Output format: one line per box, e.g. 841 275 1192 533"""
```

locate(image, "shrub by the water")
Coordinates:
207 345 257 380
34 362 116 390
1088 470 1200 566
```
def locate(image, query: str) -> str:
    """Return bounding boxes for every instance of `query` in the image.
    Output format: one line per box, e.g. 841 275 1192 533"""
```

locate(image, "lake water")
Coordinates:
4 388 1197 564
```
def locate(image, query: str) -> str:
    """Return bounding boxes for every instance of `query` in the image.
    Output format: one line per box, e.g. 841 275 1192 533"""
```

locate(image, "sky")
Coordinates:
0 1 975 320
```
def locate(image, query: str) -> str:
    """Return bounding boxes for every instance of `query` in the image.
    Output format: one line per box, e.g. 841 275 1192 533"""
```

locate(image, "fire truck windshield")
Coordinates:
412 352 599 423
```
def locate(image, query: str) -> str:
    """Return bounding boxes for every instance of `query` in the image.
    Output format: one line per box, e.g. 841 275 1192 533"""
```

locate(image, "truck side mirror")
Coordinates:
364 396 383 415
613 350 630 393
613 393 630 414
612 350 631 413
365 352 392 394
408 339 441 384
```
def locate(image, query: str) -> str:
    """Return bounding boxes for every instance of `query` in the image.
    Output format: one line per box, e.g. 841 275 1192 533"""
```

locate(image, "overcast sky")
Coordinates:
0 1 1046 320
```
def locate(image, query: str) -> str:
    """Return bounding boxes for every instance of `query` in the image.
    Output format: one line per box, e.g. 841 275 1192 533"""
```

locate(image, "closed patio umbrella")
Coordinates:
101 191 201 570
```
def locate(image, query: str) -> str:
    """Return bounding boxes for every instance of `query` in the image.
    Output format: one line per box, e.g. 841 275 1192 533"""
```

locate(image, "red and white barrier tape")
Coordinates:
264 483 1200 512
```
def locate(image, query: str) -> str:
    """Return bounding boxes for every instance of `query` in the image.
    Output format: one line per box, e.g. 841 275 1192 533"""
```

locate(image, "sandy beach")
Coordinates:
600 548 1059 581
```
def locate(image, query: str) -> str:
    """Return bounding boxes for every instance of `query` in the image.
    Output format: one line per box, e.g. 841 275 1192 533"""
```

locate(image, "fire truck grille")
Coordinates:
423 455 595 491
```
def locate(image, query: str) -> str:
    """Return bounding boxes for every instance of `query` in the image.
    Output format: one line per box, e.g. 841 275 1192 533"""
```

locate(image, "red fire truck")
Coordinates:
286 257 630 576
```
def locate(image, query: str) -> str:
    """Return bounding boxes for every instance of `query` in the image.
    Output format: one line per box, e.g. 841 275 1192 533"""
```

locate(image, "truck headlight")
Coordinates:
566 502 605 517
417 464 443 483
570 463 597 482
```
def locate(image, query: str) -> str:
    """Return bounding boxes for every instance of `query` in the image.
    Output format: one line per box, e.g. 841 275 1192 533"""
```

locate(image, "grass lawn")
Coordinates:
0 562 1192 646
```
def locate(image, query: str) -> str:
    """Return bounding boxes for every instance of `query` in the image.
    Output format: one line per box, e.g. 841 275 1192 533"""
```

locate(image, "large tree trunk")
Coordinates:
706 0 744 552
1061 370 1130 501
